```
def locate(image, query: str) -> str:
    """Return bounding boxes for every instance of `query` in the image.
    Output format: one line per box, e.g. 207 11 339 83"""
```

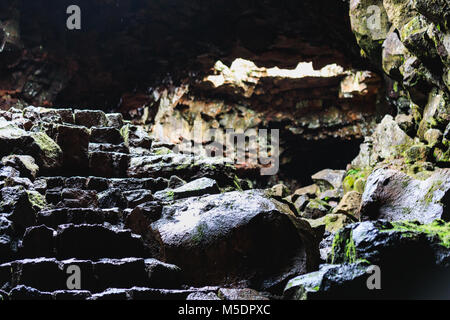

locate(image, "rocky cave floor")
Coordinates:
0 107 448 300
0 0 450 300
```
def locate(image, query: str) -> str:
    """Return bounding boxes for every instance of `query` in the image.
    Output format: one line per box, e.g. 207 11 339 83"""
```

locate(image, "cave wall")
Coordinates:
0 0 371 111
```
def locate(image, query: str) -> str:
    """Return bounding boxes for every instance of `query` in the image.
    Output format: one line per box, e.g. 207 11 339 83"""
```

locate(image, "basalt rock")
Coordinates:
150 190 320 292
360 168 450 223
154 177 220 201
285 219 450 299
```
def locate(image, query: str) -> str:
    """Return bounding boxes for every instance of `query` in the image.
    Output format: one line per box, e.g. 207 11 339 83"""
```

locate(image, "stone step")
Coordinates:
40 176 168 193
0 257 181 294
36 208 122 229
18 224 153 260
5 285 221 300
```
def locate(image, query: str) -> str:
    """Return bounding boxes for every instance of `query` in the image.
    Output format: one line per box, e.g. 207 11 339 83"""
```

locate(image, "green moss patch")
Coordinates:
384 220 450 248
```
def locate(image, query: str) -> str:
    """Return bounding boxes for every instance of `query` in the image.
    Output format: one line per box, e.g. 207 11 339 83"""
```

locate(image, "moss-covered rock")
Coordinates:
360 167 449 223
307 213 354 234
30 132 63 172
403 143 431 163
350 0 391 63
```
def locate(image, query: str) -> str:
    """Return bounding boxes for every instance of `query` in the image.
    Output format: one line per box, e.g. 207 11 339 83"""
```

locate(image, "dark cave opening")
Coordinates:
279 138 364 188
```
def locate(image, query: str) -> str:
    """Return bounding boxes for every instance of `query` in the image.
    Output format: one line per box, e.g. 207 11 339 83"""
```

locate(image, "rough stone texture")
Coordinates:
0 0 367 111
286 220 450 299
0 0 449 301
333 191 362 219
360 168 450 223
151 190 319 292
154 177 220 201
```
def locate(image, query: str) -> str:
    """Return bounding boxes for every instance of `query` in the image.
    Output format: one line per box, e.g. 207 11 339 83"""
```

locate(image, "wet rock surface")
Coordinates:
151 190 319 291
0 0 449 301
0 107 316 300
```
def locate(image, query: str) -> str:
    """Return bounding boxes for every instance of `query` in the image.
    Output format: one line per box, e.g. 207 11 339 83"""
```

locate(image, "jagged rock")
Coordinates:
120 124 152 149
33 178 47 194
333 191 362 220
424 129 443 147
286 219 450 300
1 186 23 211
4 177 34 189
52 290 92 300
352 115 414 167
0 234 14 264
186 292 221 300
307 214 354 234
269 184 290 198
128 153 235 187
303 199 331 219
382 31 408 78
97 189 127 209
88 288 130 300
122 189 154 208
55 124 90 174
105 113 124 129
125 202 162 235
0 166 20 180
2 155 39 180
294 195 309 212
331 220 450 266
404 143 431 164
395 113 416 136
9 190 46 231
8 285 53 300
360 168 450 223
108 177 168 193
323 220 450 298
29 132 63 173
168 175 186 189
88 143 129 154
86 177 109 191
418 89 449 140
74 110 107 128
311 169 345 193
155 177 220 201
0 120 32 157
349 0 390 62
60 189 98 209
318 189 341 202
151 190 319 292
218 288 269 300
144 259 182 289
284 262 372 300
292 185 319 201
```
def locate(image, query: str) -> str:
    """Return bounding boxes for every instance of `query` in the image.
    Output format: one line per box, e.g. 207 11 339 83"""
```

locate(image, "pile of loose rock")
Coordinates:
0 106 448 300
0 106 323 300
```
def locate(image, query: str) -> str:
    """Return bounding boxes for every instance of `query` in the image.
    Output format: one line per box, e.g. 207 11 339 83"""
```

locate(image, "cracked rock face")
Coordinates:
0 0 449 301
151 190 319 291
360 167 450 223
0 107 320 300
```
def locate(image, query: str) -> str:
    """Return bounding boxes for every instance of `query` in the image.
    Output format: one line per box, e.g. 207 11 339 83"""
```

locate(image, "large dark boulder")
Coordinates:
151 190 320 292
285 219 450 299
